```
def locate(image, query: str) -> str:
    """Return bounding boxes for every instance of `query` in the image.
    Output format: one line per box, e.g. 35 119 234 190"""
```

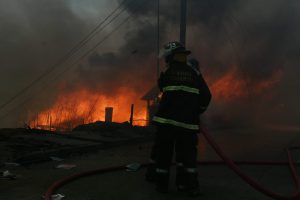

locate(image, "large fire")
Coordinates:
29 87 148 130
28 67 282 131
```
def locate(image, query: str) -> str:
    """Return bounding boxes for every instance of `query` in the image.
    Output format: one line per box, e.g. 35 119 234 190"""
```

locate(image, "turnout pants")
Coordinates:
149 124 199 190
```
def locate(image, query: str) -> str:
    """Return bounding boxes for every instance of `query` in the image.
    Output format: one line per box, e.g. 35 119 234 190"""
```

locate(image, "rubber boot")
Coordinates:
156 170 169 194
186 172 201 198
176 165 186 192
145 163 156 183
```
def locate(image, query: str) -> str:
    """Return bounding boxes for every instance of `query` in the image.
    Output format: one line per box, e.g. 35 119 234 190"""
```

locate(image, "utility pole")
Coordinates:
180 0 187 46
157 0 160 79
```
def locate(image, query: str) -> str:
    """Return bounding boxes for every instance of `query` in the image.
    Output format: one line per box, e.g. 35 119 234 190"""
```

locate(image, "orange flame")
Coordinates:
210 68 282 101
29 67 282 131
29 87 147 131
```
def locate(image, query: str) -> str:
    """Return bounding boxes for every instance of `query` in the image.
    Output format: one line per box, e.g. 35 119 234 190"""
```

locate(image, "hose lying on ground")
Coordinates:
200 127 300 200
45 128 300 200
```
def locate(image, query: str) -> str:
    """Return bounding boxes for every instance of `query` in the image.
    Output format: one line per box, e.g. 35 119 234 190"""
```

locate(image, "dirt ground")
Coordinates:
1 127 300 200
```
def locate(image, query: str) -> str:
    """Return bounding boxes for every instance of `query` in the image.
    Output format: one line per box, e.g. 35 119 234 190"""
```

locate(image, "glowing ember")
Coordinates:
29 87 147 130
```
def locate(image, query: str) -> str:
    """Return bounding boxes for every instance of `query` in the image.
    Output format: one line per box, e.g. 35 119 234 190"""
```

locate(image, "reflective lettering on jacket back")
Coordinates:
169 71 194 83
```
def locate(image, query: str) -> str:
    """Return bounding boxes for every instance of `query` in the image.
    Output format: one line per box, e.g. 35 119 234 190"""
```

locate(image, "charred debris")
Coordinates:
0 121 155 167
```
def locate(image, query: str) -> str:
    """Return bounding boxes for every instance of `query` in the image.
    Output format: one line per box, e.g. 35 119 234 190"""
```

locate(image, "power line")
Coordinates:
52 12 134 83
0 0 131 112
47 0 138 83
0 0 146 122
49 0 148 82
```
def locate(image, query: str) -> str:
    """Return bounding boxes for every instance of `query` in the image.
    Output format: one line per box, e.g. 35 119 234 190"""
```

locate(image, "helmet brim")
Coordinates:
158 48 191 58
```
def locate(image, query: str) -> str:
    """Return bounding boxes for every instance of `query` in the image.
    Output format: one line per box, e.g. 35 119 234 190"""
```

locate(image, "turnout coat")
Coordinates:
153 61 211 131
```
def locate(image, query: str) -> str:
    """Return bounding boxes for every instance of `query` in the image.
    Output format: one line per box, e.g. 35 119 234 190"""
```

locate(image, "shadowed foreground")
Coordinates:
1 127 300 200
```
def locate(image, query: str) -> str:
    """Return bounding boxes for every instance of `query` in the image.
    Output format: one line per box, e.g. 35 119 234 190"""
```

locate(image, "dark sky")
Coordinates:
0 0 299 127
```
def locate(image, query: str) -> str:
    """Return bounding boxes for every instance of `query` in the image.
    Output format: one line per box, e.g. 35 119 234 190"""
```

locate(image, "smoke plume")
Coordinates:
0 0 299 128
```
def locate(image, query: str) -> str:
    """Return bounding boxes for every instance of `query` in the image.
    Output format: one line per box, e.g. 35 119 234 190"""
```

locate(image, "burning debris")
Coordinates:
27 87 148 131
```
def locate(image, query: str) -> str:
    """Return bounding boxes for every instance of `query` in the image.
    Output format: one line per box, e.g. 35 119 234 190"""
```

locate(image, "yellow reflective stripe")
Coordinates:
153 116 199 130
156 168 169 173
186 168 197 173
162 86 199 94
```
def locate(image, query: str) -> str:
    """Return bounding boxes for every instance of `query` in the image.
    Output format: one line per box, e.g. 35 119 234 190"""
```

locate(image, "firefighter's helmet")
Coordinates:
159 41 191 58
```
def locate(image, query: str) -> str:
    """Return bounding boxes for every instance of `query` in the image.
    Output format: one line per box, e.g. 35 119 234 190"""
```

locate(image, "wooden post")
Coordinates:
49 114 52 131
157 0 160 79
47 113 50 131
105 107 113 123
147 100 150 123
130 104 134 125
36 114 39 129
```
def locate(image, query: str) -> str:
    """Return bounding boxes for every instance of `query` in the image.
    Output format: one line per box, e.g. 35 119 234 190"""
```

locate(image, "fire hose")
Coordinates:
200 127 300 200
44 128 300 200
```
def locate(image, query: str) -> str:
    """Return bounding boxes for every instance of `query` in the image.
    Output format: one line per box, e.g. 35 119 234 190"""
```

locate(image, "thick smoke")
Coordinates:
0 0 107 126
87 0 300 127
80 21 158 95
0 0 299 127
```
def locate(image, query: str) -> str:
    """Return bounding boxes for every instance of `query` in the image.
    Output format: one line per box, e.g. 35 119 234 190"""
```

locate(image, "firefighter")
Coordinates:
146 41 211 197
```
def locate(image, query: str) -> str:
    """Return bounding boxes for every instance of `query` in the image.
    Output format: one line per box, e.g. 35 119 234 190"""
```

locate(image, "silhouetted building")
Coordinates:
141 86 160 125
